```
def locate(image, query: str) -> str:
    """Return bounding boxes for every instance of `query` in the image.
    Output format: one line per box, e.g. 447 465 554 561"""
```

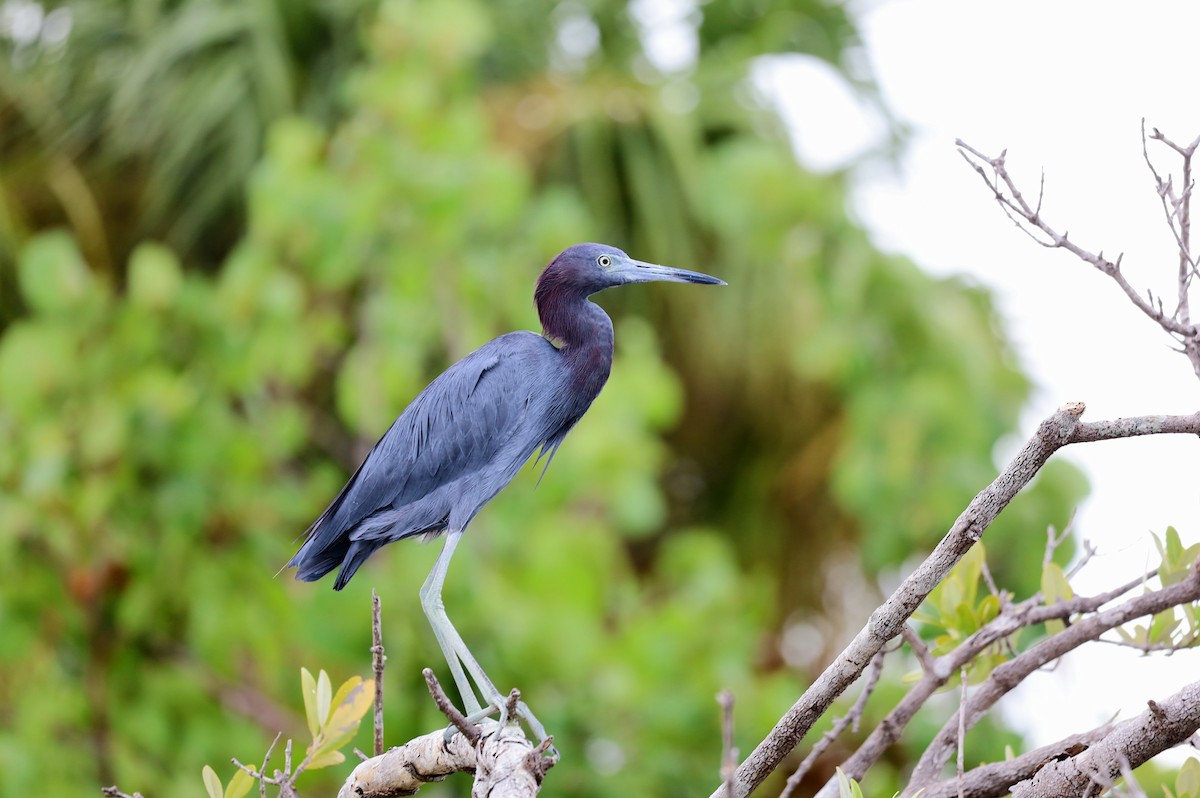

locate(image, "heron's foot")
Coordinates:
439 690 557 758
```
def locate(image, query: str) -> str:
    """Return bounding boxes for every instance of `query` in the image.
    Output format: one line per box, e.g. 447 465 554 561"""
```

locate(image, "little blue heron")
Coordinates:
288 243 724 736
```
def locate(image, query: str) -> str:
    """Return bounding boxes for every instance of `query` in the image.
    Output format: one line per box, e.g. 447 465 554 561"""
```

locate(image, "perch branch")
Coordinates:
337 721 551 798
337 668 550 796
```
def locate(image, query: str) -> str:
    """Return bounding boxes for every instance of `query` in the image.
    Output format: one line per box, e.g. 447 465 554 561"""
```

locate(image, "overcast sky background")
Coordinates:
763 0 1200 755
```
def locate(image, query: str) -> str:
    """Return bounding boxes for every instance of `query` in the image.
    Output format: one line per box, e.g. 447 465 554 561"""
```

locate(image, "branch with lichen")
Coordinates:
335 669 553 798
337 720 553 798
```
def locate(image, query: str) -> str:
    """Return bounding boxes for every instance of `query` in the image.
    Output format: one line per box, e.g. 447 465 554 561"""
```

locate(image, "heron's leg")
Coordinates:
420 530 489 715
419 530 552 746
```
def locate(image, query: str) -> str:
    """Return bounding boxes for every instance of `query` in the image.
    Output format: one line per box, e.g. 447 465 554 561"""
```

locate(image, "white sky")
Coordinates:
765 0 1200 762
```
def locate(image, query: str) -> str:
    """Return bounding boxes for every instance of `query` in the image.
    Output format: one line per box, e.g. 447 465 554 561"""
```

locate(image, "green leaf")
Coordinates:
977 594 1001 626
202 765 223 798
1177 757 1200 798
301 667 320 738
1149 608 1180 643
1041 562 1073 604
1167 526 1184 564
305 749 346 771
224 768 254 798
17 232 96 313
317 669 332 726
835 768 863 798
1041 562 1073 634
128 242 184 308
320 677 375 752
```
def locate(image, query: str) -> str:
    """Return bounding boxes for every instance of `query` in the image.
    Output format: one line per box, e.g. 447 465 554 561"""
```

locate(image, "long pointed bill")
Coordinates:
620 258 727 285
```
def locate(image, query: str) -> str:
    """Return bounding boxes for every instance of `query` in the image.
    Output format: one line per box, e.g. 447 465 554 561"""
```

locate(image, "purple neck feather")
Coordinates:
534 264 614 400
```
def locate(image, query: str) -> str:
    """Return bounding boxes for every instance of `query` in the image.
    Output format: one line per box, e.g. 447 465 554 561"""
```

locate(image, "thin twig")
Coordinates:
1141 121 1199 319
260 732 279 798
1116 753 1148 798
371 589 385 757
781 644 894 798
1065 538 1098 581
979 556 1003 600
902 624 937 675
231 732 282 797
1095 631 1200 653
424 668 481 744
718 690 737 798
956 665 967 798
957 138 1200 344
1043 513 1075 570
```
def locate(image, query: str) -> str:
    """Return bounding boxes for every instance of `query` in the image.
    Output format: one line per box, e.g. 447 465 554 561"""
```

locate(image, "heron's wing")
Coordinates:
289 333 552 577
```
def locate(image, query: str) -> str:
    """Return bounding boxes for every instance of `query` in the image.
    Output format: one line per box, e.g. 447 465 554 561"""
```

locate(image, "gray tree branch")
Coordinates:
957 136 1200 379
918 727 1112 798
903 562 1200 795
1010 680 1200 797
812 570 1154 798
713 405 1200 798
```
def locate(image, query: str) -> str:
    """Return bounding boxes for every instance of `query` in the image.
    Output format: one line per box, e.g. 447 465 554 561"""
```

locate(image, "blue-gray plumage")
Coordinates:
288 243 724 735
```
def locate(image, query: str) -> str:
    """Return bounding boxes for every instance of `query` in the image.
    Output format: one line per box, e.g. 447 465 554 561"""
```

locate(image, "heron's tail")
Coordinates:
288 523 352 585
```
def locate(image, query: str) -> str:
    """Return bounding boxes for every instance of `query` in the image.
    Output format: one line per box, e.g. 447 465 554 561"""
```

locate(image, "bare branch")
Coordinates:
1141 120 1198 321
813 568 1161 798
718 691 737 798
231 732 281 798
372 590 385 757
716 404 1200 798
341 672 552 798
424 668 481 746
781 644 892 798
956 665 967 798
337 721 551 798
1010 679 1200 797
1043 514 1074 570
902 624 937 675
904 565 1200 794
957 138 1200 371
917 727 1111 798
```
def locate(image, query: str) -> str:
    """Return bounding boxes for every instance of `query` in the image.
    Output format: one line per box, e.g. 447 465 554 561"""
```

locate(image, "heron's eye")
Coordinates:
597 255 612 268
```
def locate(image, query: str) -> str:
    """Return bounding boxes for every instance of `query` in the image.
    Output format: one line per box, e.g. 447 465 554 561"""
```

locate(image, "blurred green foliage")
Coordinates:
0 0 1090 796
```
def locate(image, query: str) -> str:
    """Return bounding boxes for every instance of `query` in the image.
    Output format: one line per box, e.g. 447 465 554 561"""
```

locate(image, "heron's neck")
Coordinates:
537 294 614 398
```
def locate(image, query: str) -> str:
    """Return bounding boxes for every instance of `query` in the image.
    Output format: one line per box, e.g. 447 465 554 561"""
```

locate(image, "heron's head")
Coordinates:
539 243 726 297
